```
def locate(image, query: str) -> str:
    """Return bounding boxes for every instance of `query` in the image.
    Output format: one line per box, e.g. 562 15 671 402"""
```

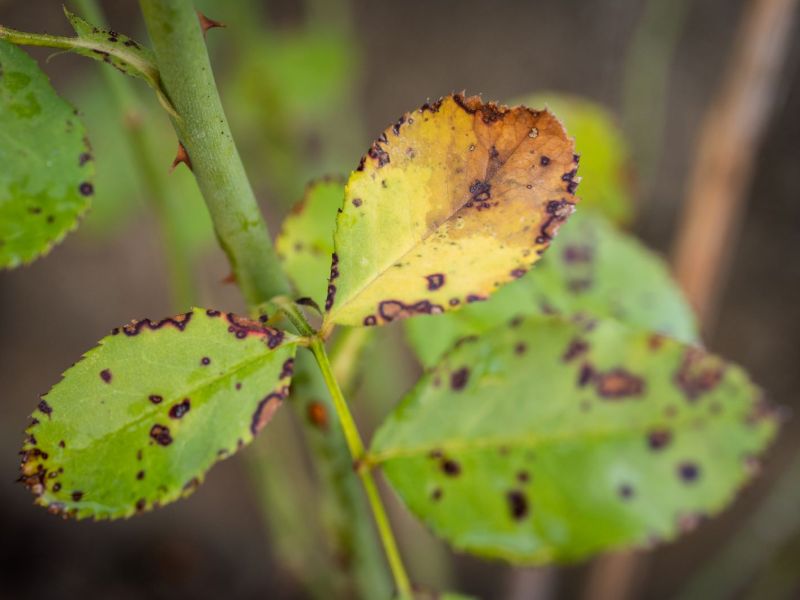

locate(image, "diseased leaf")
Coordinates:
405 210 698 367
515 93 634 225
276 177 344 308
370 316 777 563
63 8 174 115
20 309 297 520
0 39 93 268
323 93 579 329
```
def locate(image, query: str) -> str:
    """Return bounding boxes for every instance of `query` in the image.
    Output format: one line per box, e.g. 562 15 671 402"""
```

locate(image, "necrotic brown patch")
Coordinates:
148 394 163 404
378 299 444 323
595 368 645 399
251 393 283 435
38 400 52 416
100 369 112 383
674 348 725 401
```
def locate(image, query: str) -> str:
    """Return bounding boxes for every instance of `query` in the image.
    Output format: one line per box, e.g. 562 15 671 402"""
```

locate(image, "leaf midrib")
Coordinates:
366 409 749 465
61 338 296 451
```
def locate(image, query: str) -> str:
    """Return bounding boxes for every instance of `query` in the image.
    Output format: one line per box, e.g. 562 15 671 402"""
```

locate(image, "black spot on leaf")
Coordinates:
425 273 445 291
169 399 190 419
507 490 529 520
149 424 173 446
450 367 470 390
678 462 700 483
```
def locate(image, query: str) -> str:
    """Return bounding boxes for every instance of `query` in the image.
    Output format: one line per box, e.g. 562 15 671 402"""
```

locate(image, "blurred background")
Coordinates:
1 0 798 598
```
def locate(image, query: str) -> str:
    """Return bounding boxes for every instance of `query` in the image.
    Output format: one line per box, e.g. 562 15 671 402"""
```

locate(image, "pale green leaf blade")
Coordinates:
371 316 777 563
20 309 297 520
276 177 344 307
515 93 634 225
405 210 698 367
0 39 93 268
323 93 579 328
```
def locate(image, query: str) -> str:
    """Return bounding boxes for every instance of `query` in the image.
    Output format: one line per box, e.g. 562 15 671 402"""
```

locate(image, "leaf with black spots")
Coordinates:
0 39 93 268
276 177 344 308
514 93 634 225
19 309 297 520
370 316 776 562
323 93 578 329
405 210 698 367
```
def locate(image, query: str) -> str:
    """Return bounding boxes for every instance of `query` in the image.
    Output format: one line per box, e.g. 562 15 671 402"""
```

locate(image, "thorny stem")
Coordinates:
310 336 413 599
138 3 394 597
138 0 289 306
71 0 195 311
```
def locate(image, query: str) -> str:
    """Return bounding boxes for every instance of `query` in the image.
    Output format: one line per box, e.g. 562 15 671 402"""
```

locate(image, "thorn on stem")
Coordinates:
170 142 192 172
196 11 225 37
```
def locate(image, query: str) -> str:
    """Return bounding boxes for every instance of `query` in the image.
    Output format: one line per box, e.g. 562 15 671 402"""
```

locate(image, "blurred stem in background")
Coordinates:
71 0 196 311
586 0 798 599
131 0 391 597
621 0 690 211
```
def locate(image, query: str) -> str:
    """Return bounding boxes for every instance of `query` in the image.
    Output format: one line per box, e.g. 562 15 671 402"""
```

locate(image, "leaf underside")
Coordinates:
0 39 93 268
405 210 698 367
276 177 345 308
324 93 579 328
370 316 777 563
20 309 297 520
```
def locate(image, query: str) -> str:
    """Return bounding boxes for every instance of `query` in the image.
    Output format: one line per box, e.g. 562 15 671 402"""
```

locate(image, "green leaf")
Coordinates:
20 309 297 520
62 8 175 116
370 316 777 563
514 93 634 225
0 39 93 268
276 177 344 308
405 210 698 367
323 93 579 329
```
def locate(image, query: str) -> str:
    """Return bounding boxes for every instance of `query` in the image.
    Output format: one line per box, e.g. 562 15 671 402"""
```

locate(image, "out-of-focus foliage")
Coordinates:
515 93 634 225
371 315 777 562
69 76 213 252
324 94 578 328
405 210 698 367
0 39 93 268
225 20 362 204
20 309 296 520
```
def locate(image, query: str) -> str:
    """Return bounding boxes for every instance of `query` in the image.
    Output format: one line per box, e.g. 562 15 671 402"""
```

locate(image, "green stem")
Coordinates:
310 336 412 599
138 0 289 306
71 0 195 311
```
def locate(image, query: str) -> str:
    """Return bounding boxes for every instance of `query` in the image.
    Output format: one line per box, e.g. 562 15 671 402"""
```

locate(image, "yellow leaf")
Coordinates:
323 93 579 329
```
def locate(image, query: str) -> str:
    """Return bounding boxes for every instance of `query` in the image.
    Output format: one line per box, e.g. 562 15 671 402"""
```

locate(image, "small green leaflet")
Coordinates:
63 8 175 115
20 309 297 520
405 210 698 367
0 39 93 268
276 177 344 308
370 316 777 563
